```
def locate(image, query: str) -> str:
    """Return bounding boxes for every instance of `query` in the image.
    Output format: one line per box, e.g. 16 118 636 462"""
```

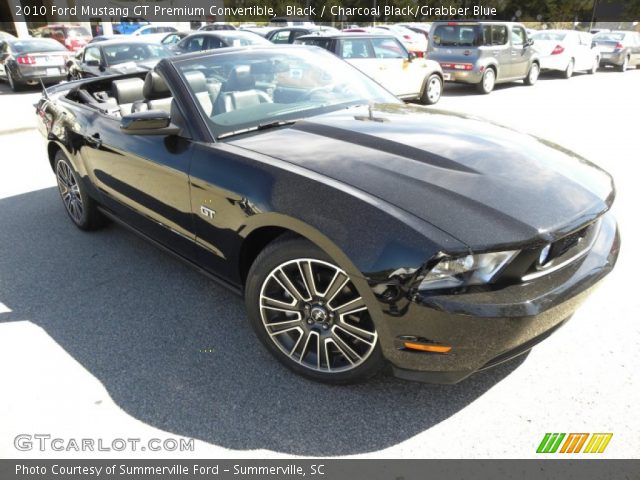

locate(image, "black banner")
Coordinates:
1 0 640 23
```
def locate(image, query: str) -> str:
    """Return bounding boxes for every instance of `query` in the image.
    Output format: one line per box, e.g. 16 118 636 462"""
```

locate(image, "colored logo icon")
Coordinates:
536 433 613 454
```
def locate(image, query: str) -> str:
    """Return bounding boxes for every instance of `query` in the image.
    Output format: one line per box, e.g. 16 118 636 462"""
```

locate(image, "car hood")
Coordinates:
229 104 614 250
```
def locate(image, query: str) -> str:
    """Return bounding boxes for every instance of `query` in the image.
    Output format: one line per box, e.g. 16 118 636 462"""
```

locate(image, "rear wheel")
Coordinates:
524 62 540 85
7 68 20 92
54 150 105 230
420 74 442 105
476 68 495 94
563 59 574 79
245 237 383 384
617 55 629 72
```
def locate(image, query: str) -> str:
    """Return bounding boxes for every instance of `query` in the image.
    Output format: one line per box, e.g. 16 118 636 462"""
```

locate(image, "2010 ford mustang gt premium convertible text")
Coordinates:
36 45 620 384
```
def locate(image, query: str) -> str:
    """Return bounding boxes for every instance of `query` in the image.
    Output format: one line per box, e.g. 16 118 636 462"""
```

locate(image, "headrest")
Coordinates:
183 70 207 93
224 65 254 91
111 78 144 105
143 71 170 100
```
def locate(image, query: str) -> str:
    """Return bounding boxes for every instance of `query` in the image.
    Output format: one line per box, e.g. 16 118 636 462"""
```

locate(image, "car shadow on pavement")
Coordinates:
0 187 526 456
440 82 517 97
0 82 43 96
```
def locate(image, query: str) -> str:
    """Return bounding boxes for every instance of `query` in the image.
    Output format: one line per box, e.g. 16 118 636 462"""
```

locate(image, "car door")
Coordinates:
80 46 104 77
79 91 197 261
370 37 416 96
509 25 531 78
483 24 511 79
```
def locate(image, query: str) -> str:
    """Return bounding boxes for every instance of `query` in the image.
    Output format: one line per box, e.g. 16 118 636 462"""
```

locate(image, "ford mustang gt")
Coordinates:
35 45 619 384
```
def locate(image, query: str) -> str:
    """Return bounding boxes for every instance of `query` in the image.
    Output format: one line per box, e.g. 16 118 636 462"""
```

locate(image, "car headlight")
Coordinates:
419 250 519 291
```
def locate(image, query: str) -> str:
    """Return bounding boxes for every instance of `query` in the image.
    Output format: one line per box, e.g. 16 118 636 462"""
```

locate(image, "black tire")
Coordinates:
7 68 20 92
524 62 540 85
419 73 443 105
245 236 384 384
54 150 105 230
563 59 574 79
476 67 495 94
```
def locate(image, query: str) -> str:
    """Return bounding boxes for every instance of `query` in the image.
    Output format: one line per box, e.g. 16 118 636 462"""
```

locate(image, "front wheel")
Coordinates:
245 237 384 384
54 150 105 230
420 74 443 105
476 68 495 94
524 62 540 85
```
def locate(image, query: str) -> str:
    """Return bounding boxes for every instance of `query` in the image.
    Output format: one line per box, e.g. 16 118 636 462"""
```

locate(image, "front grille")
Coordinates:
521 219 600 281
547 224 590 262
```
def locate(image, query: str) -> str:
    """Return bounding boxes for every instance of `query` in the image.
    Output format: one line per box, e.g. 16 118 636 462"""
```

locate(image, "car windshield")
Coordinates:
432 24 480 46
532 31 566 41
593 32 625 41
66 27 90 37
10 39 67 53
103 43 171 65
219 32 271 46
175 47 399 139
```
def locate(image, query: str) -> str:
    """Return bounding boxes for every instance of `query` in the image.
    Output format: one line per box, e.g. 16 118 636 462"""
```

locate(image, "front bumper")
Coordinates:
381 212 620 384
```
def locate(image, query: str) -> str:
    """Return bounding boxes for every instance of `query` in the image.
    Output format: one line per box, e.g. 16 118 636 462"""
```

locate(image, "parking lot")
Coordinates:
0 68 639 459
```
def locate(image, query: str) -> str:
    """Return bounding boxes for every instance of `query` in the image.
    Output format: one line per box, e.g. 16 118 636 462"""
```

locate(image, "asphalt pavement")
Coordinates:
0 68 638 459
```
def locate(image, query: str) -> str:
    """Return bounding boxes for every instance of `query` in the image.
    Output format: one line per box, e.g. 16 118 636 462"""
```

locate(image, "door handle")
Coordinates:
86 132 102 148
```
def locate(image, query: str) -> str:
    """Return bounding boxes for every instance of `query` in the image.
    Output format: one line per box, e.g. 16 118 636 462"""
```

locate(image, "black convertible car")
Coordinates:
35 46 619 384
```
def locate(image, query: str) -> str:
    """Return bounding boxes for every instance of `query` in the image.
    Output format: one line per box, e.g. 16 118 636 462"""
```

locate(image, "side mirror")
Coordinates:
408 51 417 61
525 38 534 47
120 110 181 136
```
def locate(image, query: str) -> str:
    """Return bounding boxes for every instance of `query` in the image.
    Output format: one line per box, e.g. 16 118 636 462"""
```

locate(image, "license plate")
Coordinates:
46 67 60 76
443 73 451 80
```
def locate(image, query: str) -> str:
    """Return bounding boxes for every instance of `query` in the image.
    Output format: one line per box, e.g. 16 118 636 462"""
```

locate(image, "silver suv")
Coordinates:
427 21 540 94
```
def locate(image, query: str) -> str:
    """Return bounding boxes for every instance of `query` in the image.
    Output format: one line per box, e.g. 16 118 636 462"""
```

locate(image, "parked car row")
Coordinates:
2 22 639 99
426 21 640 93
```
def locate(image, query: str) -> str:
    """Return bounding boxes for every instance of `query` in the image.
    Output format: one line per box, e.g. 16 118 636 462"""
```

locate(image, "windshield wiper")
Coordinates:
218 120 297 140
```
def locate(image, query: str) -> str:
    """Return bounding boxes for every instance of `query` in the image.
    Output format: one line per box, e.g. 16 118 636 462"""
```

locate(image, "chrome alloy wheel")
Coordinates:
426 76 442 103
259 259 378 373
56 159 84 223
